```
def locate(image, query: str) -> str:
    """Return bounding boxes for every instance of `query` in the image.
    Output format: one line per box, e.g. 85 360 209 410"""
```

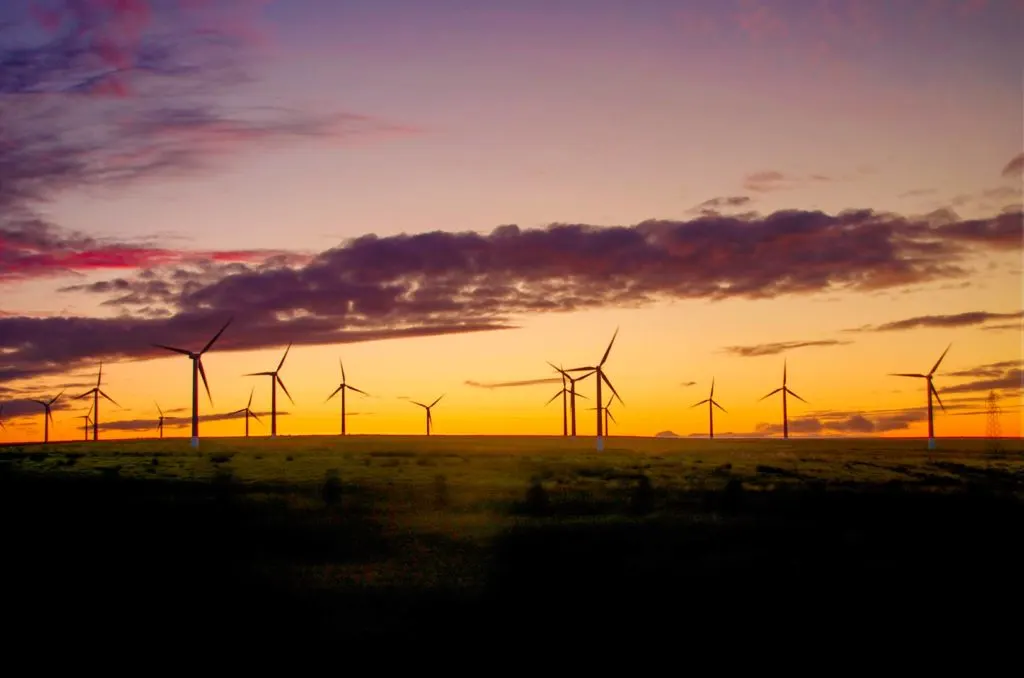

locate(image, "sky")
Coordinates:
0 0 1021 442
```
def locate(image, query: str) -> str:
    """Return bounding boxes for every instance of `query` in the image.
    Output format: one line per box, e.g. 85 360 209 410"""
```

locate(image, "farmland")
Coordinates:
2 435 1023 644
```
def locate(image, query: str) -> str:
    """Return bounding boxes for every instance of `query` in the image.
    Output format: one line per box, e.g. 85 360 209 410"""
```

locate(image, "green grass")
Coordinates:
2 434 1022 642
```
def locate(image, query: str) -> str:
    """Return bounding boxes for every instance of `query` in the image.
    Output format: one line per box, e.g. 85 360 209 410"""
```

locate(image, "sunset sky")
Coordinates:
1 0 1021 442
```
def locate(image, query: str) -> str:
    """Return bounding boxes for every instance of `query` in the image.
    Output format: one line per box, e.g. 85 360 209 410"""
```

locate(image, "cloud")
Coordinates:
942 369 1023 396
981 322 1022 332
0 397 76 420
1 0 419 284
848 310 1024 333
1002 153 1024 178
680 381 697 387
723 339 852 358
756 408 924 435
464 378 562 389
741 171 835 193
654 430 680 438
0 206 1021 382
899 188 937 199
944 360 1022 379
98 410 288 432
688 195 753 214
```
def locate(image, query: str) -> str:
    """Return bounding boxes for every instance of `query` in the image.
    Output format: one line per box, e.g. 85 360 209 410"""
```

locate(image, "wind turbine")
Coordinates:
758 359 807 439
546 363 592 436
412 395 444 436
152 317 233 448
325 358 369 435
155 402 165 439
691 378 727 439
32 391 64 443
890 343 950 450
587 395 618 436
0 404 6 433
228 387 262 438
245 342 293 437
74 362 121 441
566 328 623 440
80 403 93 441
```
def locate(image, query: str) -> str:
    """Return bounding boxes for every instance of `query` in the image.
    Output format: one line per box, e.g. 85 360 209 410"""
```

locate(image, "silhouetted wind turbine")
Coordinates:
567 328 623 439
0 404 6 433
155 402 165 439
890 343 950 450
245 342 293 437
587 395 617 436
547 363 592 436
412 395 444 436
80 403 93 441
758 359 807 439
32 390 63 443
691 378 727 439
152 317 233 448
326 358 368 435
229 387 263 438
74 362 121 441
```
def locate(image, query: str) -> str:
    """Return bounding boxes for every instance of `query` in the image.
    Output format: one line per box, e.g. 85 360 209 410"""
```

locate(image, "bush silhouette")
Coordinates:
630 474 655 515
524 478 550 516
322 469 343 507
720 478 745 513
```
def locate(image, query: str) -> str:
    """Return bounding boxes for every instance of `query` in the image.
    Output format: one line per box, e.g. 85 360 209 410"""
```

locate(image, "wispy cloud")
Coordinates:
723 339 852 358
465 378 561 389
1002 152 1024 178
680 381 697 387
847 310 1024 333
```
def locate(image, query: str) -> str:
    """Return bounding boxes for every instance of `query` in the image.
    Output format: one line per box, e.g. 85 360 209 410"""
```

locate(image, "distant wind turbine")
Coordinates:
546 363 592 437
566 328 623 440
32 390 64 443
326 358 368 435
890 343 950 450
74 362 121 441
0 404 6 433
691 378 727 439
758 359 807 439
152 316 233 448
80 403 93 441
245 342 294 437
412 395 444 436
155 402 166 439
586 395 617 436
228 387 263 438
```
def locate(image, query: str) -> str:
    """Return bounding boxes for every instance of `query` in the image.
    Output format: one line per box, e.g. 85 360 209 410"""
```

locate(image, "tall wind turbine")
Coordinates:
325 358 368 435
245 342 293 437
80 403 93 441
228 387 263 438
758 359 807 439
152 317 233 448
567 328 623 439
155 402 165 439
32 391 64 443
412 395 444 436
74 362 121 441
890 343 950 450
547 363 592 437
691 378 727 439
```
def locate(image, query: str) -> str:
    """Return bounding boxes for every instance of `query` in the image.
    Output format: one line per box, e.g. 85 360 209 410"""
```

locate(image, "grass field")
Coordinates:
3 435 1023 645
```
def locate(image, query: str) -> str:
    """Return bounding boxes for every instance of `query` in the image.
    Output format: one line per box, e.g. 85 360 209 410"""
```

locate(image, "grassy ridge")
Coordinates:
2 436 1022 644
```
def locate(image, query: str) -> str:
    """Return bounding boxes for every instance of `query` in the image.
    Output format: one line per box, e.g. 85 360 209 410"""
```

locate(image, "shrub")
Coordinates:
630 474 655 515
321 469 343 507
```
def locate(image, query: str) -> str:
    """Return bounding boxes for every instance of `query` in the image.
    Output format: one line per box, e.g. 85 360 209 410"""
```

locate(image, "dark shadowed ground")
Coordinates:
3 451 1021 651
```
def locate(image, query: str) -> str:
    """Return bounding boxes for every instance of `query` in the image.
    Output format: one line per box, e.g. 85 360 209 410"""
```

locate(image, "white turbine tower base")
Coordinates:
191 437 199 448
928 437 936 450
596 436 604 451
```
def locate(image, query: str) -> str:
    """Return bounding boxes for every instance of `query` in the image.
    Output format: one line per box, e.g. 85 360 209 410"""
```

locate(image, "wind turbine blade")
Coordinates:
575 391 590 400
758 387 783 401
31 400 47 407
428 410 433 427
152 343 191 356
412 401 427 409
326 384 343 402
606 410 617 424
97 362 103 388
228 409 246 416
198 358 213 406
0 420 6 431
931 382 946 412
201 317 233 354
566 366 596 373
50 390 64 405
247 387 254 409
155 401 163 416
890 373 926 378
786 388 808 404
691 398 710 408
99 390 121 408
599 327 619 366
546 361 565 375
73 389 94 400
347 385 369 396
340 358 346 383
244 371 275 377
783 358 787 386
545 390 563 406
601 372 624 406
277 375 295 404
276 342 292 372
929 343 952 375
712 400 728 414
710 377 715 398
430 394 445 408
250 411 264 425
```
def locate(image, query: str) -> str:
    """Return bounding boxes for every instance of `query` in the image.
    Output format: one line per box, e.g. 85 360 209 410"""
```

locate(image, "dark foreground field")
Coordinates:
2 436 1022 648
